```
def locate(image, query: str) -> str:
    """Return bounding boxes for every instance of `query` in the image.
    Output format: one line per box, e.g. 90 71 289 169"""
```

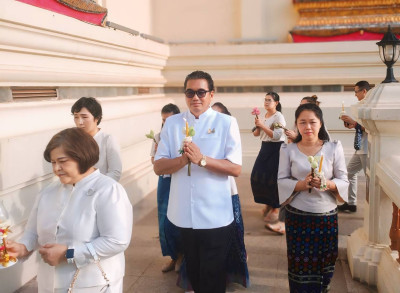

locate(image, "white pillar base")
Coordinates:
347 228 385 286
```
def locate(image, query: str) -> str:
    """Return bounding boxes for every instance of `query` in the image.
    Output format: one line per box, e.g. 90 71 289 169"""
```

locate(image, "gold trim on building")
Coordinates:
292 0 400 37
294 0 400 10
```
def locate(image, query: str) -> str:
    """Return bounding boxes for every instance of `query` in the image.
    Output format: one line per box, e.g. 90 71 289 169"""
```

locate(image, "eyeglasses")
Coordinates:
264 99 274 103
354 89 364 94
185 89 211 99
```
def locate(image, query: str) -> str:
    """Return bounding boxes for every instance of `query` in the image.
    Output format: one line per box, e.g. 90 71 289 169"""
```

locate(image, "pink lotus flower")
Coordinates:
251 107 260 117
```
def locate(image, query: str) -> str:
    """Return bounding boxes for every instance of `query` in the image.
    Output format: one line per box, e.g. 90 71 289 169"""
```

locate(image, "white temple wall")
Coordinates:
105 0 153 34
152 0 297 44
95 0 297 43
240 0 298 43
152 0 241 44
0 0 395 291
164 41 388 86
0 2 169 291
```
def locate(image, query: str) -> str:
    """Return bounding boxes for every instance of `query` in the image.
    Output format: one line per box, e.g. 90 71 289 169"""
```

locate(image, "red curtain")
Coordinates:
291 31 395 43
16 0 107 26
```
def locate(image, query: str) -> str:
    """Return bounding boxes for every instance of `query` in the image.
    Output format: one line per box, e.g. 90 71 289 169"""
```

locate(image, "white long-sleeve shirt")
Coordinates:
19 170 133 292
93 129 122 181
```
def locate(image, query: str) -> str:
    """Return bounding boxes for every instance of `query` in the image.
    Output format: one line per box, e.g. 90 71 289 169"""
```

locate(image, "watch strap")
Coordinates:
66 248 74 264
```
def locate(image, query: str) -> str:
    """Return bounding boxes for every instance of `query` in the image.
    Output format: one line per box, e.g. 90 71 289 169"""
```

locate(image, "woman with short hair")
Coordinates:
71 97 122 181
7 128 132 293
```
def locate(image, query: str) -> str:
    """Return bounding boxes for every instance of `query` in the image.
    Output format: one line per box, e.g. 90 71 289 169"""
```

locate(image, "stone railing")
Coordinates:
347 82 400 293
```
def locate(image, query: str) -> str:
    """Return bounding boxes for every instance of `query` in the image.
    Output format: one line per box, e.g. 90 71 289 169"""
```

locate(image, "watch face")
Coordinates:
200 158 206 166
66 249 74 259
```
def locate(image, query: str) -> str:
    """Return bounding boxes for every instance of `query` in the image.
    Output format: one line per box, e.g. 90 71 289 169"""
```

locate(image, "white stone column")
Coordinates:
347 83 400 292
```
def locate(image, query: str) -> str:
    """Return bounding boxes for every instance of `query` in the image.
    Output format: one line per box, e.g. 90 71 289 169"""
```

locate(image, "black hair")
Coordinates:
355 80 371 91
212 102 231 116
293 103 330 143
71 97 103 125
266 91 282 112
301 95 320 106
184 70 215 92
161 103 180 115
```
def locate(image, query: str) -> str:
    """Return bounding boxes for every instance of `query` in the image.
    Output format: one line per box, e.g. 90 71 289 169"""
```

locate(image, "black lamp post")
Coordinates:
376 25 400 83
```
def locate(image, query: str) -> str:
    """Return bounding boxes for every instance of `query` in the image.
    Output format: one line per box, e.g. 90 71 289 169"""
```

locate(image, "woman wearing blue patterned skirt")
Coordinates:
150 104 183 272
278 104 348 292
213 102 249 288
225 177 250 288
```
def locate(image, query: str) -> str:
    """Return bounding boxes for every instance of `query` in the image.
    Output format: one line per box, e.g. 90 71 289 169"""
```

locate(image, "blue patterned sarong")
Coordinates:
285 205 338 293
226 194 250 287
157 176 181 260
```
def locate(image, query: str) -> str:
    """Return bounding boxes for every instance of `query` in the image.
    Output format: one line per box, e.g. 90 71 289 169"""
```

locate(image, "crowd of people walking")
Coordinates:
5 69 370 293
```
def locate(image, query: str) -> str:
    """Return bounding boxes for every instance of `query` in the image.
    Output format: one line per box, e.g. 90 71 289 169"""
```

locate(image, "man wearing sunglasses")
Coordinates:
154 71 242 293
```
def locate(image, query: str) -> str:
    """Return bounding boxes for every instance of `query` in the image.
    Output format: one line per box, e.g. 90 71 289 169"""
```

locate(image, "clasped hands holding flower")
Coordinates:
181 141 203 166
299 172 332 192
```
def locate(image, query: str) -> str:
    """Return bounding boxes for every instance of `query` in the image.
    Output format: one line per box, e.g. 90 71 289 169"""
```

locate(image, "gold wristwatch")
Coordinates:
199 155 207 167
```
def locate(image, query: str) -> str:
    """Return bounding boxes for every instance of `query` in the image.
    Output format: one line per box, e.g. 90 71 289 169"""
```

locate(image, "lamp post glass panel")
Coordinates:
376 25 400 83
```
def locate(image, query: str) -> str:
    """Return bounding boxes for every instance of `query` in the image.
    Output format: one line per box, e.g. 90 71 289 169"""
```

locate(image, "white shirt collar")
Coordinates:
186 107 214 122
73 169 100 190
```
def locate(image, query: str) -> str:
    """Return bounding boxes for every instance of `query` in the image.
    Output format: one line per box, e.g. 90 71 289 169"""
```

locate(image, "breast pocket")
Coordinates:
198 134 224 158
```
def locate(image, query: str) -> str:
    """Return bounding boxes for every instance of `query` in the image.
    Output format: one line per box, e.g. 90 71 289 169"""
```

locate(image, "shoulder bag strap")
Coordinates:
68 242 111 293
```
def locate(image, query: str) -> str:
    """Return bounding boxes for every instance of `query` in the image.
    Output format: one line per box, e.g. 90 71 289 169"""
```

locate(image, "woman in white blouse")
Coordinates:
278 103 348 293
71 97 122 181
250 92 286 228
7 128 133 293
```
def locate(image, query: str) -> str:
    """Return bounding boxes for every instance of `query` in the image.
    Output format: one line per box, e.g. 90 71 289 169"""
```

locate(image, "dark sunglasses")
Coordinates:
185 89 211 99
